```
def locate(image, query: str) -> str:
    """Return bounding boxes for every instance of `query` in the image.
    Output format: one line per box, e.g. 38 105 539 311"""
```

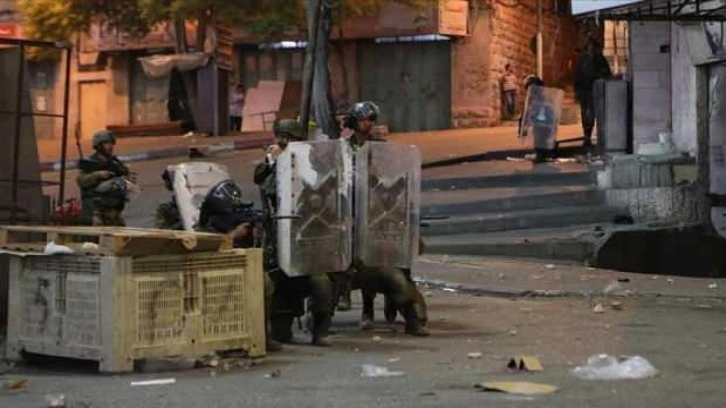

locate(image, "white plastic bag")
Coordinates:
361 364 404 378
572 354 658 380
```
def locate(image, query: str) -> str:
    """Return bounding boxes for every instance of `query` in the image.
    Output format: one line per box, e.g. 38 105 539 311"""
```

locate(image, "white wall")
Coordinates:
671 24 698 156
630 22 672 148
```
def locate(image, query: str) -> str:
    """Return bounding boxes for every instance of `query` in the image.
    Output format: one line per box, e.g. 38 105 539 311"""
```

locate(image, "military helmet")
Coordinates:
273 119 304 140
202 179 245 215
92 130 116 149
350 101 380 121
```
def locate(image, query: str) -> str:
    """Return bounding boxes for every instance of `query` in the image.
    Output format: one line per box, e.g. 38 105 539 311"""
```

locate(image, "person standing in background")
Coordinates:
229 83 245 132
501 63 518 120
574 39 612 147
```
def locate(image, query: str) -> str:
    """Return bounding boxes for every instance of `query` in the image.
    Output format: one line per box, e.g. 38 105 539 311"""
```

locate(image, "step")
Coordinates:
422 186 603 216
422 224 609 261
421 205 622 236
422 171 595 191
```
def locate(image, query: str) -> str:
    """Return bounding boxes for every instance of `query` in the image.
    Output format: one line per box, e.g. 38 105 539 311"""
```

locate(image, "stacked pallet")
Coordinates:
0 225 265 373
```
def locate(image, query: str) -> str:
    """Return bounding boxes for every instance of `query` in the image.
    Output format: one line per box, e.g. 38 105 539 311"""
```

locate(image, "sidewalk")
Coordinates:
37 124 583 172
414 255 726 299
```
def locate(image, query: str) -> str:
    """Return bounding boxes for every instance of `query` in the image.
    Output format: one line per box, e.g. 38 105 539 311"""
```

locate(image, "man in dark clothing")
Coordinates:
574 39 612 147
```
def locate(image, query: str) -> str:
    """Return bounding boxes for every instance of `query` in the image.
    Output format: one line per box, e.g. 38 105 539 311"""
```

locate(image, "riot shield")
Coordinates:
518 85 564 150
171 162 231 231
354 142 421 269
276 140 353 277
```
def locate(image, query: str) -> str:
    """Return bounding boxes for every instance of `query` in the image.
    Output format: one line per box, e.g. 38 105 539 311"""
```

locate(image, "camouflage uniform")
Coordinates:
76 130 130 227
341 101 428 336
254 119 335 346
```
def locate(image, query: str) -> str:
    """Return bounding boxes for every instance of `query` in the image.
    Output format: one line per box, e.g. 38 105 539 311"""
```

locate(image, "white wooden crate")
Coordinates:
5 249 265 373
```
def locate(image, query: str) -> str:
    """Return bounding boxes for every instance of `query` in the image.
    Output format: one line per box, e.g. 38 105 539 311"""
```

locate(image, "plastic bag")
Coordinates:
572 354 658 380
361 364 404 378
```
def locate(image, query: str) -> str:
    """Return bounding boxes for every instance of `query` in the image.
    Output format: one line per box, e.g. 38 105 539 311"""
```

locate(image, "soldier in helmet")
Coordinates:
154 167 183 230
254 118 336 347
76 130 133 226
339 101 429 336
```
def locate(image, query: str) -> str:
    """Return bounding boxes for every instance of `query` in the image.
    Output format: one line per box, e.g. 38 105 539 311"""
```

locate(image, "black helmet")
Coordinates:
273 119 305 140
202 179 245 215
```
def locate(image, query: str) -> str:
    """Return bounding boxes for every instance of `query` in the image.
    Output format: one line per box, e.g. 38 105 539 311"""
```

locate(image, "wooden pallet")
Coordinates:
0 226 232 257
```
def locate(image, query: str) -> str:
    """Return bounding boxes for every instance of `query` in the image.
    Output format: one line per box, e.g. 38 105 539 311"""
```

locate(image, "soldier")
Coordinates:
154 167 183 230
341 101 429 336
76 130 132 226
195 178 282 352
254 119 335 347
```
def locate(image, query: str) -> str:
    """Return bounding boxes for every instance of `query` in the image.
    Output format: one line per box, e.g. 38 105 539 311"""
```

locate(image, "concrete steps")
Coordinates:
422 205 620 236
419 160 626 261
423 224 607 261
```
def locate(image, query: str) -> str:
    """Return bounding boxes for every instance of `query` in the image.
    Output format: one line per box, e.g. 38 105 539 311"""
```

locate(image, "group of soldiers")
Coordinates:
76 101 429 352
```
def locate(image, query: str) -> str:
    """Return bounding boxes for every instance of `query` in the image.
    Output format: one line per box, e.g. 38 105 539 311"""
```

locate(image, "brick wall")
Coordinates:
451 1 583 128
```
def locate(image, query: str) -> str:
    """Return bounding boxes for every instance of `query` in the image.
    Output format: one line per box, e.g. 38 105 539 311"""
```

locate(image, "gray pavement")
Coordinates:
18 145 726 407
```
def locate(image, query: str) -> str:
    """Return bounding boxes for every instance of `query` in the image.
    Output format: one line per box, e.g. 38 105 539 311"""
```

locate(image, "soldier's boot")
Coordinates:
311 313 333 347
402 302 429 337
360 290 376 331
264 275 282 352
384 296 398 323
270 314 295 343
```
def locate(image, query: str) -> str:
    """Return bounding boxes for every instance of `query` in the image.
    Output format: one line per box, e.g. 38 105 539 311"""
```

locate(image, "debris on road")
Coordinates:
45 394 66 407
372 336 382 343
468 352 483 360
610 301 624 311
572 354 658 380
442 287 458 293
265 369 282 379
387 358 401 363
545 264 556 270
708 282 719 290
603 282 622 295
130 378 177 386
593 304 605 314
361 364 405 378
508 356 544 372
475 381 558 395
5 378 28 390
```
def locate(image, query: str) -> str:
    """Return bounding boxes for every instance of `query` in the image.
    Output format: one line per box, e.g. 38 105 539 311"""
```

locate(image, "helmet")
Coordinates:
345 101 380 130
350 101 380 121
273 119 304 140
92 130 116 149
161 166 175 191
202 179 245 215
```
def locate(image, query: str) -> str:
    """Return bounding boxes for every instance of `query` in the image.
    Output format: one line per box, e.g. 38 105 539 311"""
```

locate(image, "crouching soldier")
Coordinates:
76 130 133 226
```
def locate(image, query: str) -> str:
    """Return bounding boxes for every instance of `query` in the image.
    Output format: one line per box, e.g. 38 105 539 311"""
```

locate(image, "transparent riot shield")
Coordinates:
518 85 564 150
276 140 353 277
171 162 231 231
354 142 421 269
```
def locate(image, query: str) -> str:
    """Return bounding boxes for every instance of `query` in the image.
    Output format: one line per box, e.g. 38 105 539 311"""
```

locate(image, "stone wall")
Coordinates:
451 1 582 128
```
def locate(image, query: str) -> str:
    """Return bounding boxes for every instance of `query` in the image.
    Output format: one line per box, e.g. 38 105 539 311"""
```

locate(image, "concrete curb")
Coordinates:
40 136 273 173
414 277 726 301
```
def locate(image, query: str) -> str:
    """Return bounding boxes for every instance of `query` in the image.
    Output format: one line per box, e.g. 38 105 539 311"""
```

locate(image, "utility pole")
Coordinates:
536 0 543 78
300 0 322 139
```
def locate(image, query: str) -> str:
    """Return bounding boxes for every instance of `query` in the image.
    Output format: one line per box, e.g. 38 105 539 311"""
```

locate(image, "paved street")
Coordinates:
2 287 726 407
23 131 726 407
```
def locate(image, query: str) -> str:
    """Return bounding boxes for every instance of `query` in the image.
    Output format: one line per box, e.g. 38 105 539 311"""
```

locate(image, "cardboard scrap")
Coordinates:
508 356 544 372
475 381 558 395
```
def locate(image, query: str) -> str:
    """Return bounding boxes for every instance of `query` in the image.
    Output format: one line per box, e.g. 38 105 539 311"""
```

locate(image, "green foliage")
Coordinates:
19 0 439 51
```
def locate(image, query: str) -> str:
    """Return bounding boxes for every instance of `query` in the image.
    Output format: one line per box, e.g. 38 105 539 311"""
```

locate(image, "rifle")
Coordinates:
78 157 128 177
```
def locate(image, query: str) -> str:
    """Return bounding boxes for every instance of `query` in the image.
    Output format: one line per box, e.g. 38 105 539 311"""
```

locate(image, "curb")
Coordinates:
40 136 274 173
414 277 726 301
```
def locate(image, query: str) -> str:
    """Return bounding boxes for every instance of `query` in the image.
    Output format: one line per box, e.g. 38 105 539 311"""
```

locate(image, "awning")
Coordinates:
574 0 726 21
137 52 210 78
